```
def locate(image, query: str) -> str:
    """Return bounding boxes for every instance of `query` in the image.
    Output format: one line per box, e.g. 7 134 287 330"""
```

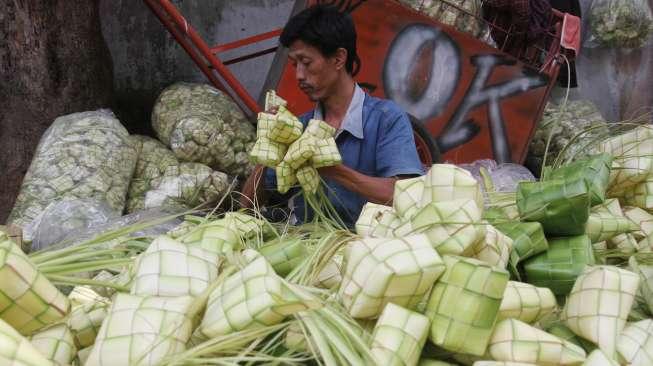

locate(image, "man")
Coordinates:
240 5 424 228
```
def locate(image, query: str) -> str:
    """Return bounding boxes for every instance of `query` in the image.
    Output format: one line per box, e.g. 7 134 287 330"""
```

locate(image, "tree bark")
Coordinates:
0 0 114 223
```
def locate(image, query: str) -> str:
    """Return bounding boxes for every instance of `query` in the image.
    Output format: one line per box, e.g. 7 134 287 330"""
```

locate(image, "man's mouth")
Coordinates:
299 85 313 94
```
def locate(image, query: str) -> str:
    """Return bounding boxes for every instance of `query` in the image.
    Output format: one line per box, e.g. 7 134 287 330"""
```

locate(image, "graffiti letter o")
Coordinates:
383 23 460 122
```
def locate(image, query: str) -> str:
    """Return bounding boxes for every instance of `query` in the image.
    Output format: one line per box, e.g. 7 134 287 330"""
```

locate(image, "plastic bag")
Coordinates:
526 101 609 177
489 164 536 193
142 162 232 212
152 82 256 177
8 110 138 242
30 200 119 252
399 0 487 39
587 0 653 49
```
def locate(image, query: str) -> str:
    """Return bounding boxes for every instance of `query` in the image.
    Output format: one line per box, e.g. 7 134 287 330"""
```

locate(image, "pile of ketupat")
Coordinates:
4 113 653 366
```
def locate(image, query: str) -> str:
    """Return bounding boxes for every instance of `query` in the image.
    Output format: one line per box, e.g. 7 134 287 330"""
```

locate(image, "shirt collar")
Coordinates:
313 84 365 139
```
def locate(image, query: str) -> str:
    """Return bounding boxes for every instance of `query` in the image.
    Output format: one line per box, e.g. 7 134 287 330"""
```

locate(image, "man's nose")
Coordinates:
295 65 305 82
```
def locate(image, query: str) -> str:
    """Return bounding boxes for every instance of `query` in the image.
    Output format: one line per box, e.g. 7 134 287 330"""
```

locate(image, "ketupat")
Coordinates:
497 281 557 324
562 266 639 359
0 317 54 365
425 256 509 356
616 319 653 366
8 110 138 241
258 237 307 277
586 200 638 243
517 178 591 236
393 176 426 220
0 232 70 335
470 223 513 269
338 235 446 319
488 318 587 365
85 294 194 366
420 164 484 211
356 202 395 237
583 349 619 365
67 301 109 348
397 199 485 256
130 236 220 297
523 235 595 296
198 251 310 338
29 323 76 366
629 256 653 315
623 206 653 239
370 303 430 366
546 153 613 206
599 126 653 196
152 82 256 177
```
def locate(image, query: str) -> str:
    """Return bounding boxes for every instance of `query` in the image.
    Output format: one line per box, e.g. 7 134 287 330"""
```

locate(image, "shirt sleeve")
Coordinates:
375 107 425 178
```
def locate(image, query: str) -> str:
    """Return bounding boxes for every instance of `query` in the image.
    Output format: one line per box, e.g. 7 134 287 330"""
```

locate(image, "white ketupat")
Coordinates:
497 281 557 324
472 362 537 366
586 200 638 243
629 256 653 314
0 317 54 365
85 294 194 366
396 199 485 256
198 250 310 338
393 176 426 220
488 318 587 365
370 303 430 366
623 206 653 239
0 232 70 335
616 319 653 366
421 164 484 210
470 223 513 269
562 266 639 359
67 301 109 348
583 349 619 366
29 323 76 366
369 209 404 238
338 235 446 319
356 202 395 236
130 236 220 297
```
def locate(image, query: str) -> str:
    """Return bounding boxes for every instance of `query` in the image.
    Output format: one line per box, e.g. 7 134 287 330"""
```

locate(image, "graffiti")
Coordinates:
437 55 547 162
383 24 460 121
382 23 548 163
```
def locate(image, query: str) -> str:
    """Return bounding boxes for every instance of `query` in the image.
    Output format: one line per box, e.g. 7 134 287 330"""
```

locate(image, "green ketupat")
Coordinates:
338 235 445 319
488 318 587 365
370 303 430 366
562 266 639 359
85 294 194 366
130 236 220 297
497 281 557 324
152 82 256 177
0 317 54 365
29 323 76 366
425 256 509 356
523 235 595 296
0 232 69 335
616 319 653 366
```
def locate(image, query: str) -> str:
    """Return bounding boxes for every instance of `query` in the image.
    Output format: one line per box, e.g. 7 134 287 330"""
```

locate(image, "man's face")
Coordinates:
288 40 340 102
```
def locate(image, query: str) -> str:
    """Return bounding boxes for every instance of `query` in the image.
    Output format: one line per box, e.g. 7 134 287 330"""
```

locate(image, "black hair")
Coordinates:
280 5 361 76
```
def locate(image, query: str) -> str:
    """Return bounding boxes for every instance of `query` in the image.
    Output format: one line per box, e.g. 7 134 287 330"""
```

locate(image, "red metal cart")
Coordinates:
144 0 580 165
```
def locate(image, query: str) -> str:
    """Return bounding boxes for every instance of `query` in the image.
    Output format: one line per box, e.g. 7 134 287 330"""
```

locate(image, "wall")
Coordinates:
99 0 295 134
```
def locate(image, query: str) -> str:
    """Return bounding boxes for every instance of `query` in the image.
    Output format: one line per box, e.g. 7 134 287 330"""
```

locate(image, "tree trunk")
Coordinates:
0 0 114 223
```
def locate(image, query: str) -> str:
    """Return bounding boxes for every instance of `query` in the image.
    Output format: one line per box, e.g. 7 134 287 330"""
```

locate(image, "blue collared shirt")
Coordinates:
265 85 424 227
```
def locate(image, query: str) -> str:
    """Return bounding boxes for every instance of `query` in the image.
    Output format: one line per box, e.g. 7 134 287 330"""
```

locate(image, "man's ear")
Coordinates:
333 48 348 71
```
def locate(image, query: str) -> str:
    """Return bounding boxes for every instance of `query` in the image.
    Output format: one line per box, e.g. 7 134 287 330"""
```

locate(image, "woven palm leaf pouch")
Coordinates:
546 153 613 206
617 319 653 366
523 235 595 296
517 178 591 236
425 255 509 356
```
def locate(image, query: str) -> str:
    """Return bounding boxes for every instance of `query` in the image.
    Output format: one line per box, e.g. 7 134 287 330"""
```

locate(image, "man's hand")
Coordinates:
240 165 267 209
318 164 397 205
